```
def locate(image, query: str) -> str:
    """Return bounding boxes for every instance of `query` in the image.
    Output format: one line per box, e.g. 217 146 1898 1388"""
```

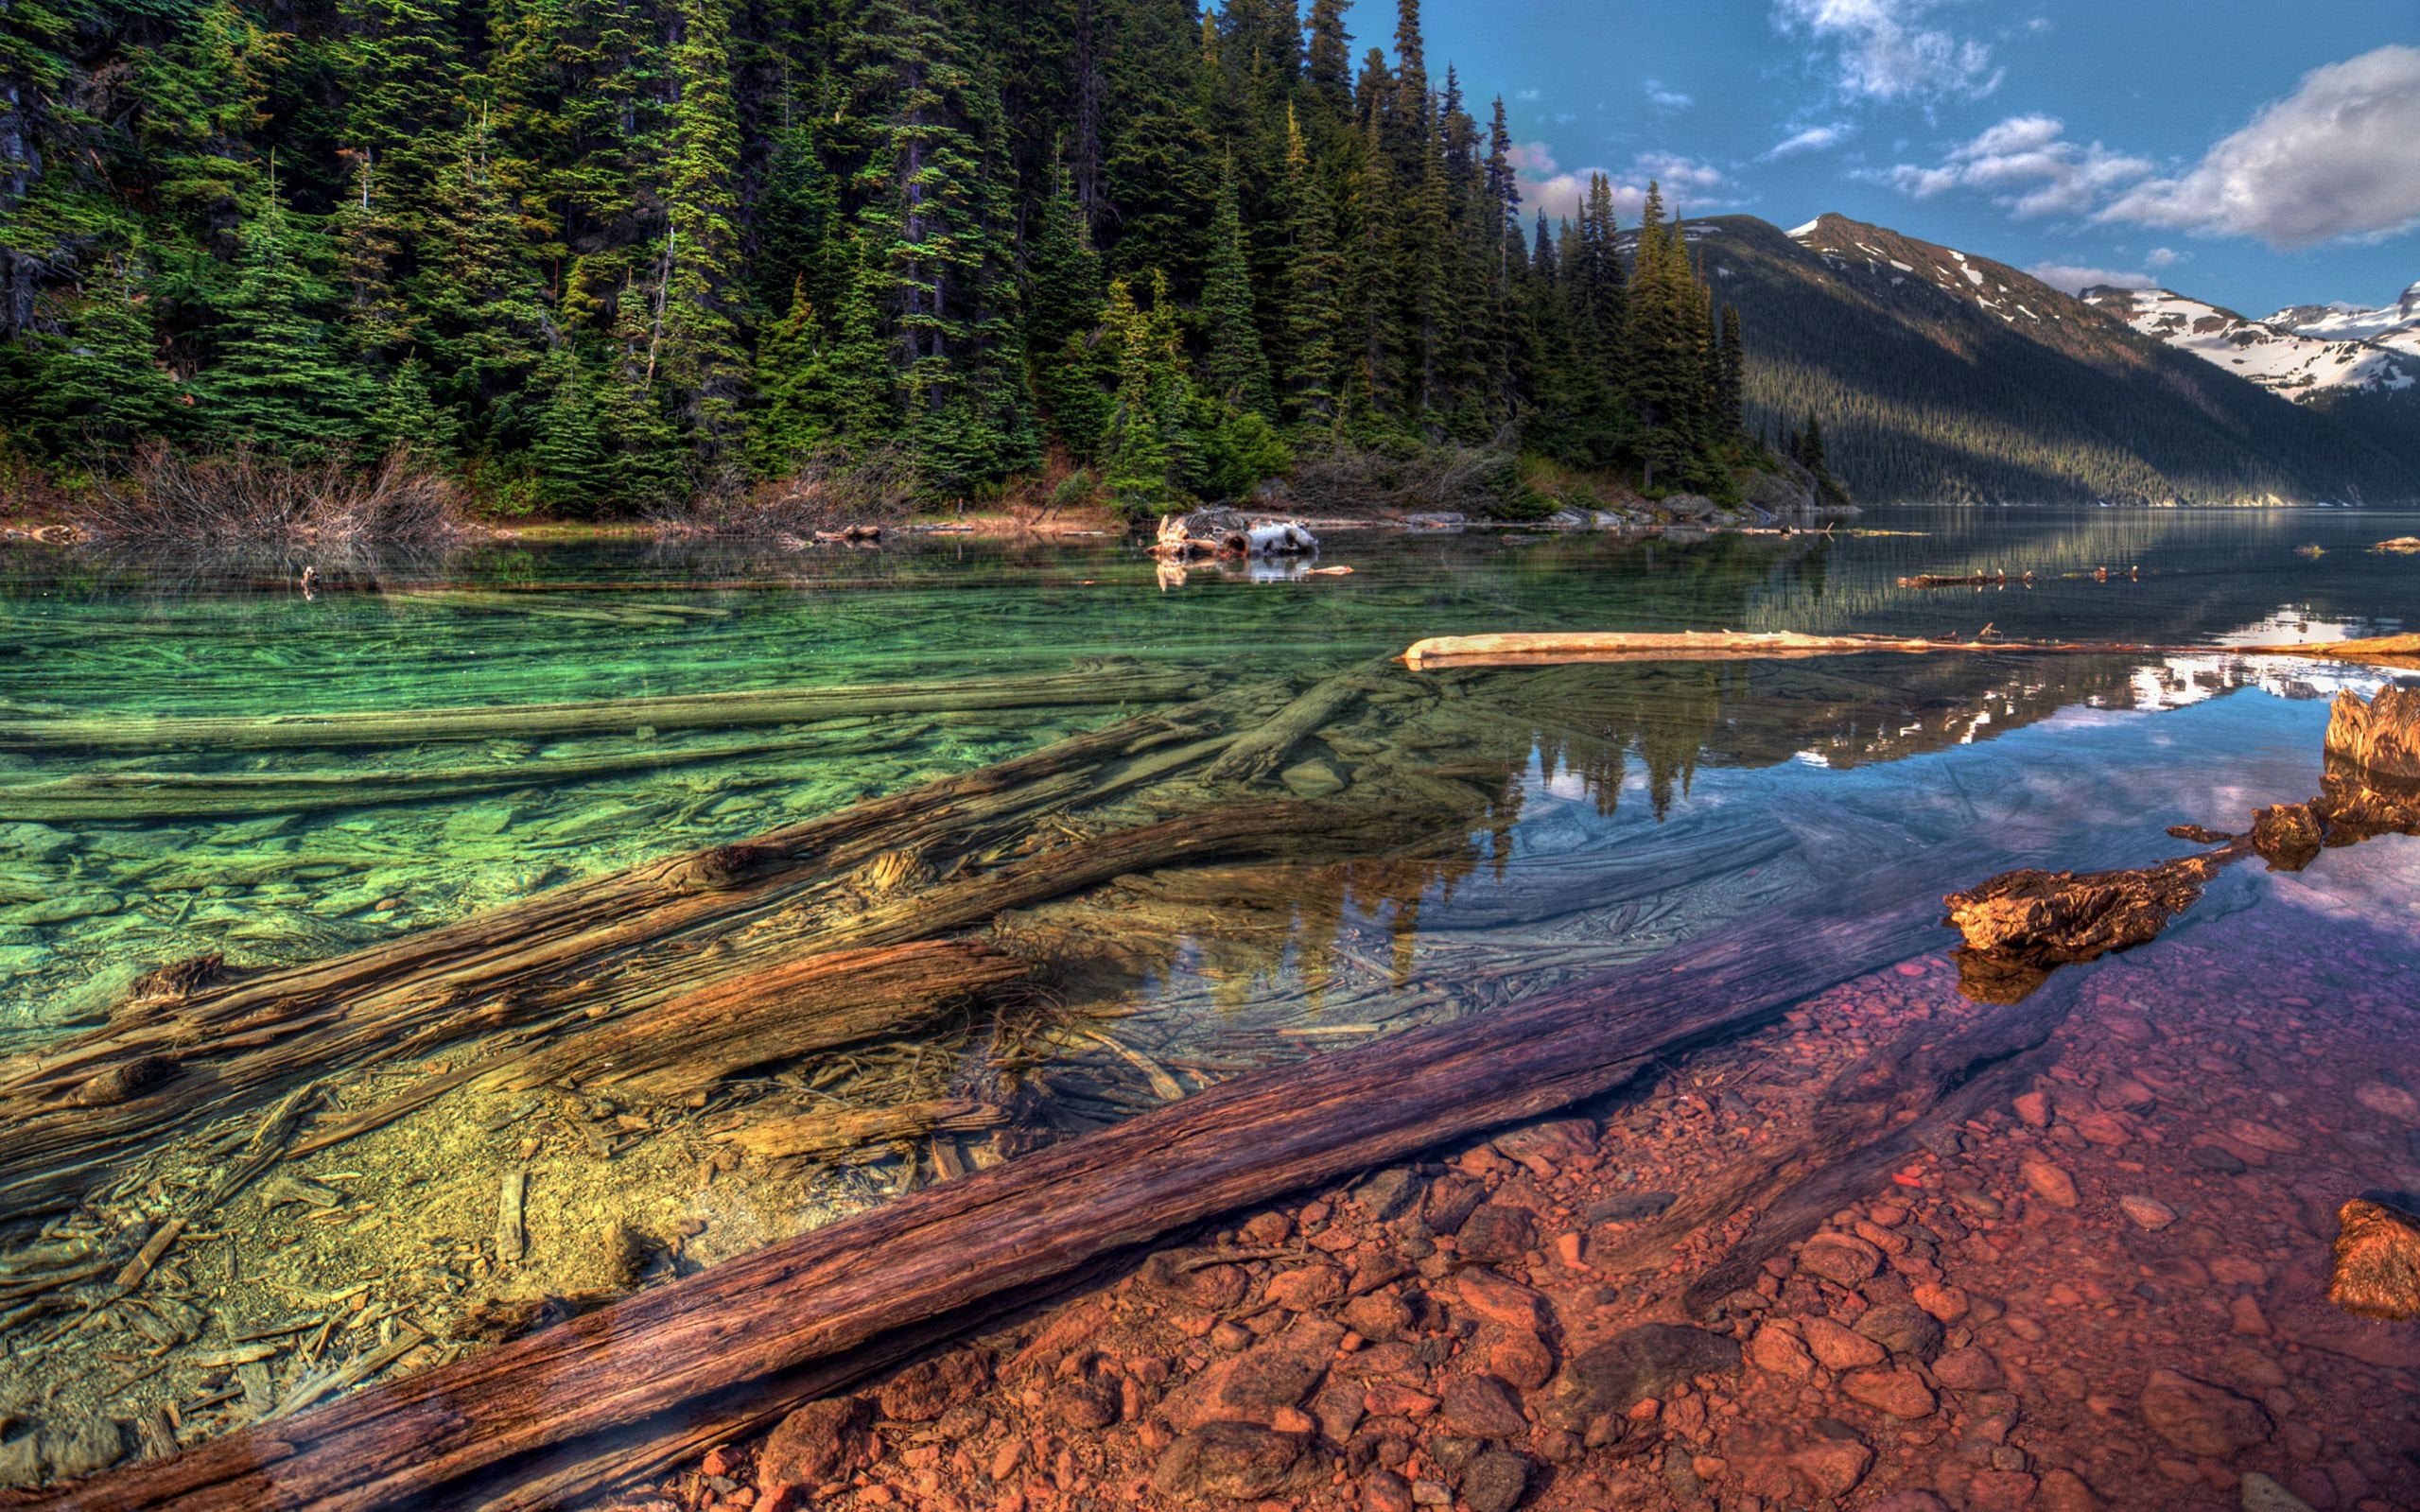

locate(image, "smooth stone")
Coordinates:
2118 1194 2179 1230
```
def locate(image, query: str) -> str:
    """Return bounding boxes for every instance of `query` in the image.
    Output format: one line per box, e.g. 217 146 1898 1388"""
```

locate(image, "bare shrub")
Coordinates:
75 444 467 545
1286 442 1532 518
665 445 922 536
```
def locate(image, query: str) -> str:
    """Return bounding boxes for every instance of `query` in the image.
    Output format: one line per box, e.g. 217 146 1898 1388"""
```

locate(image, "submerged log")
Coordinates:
0 726 921 823
498 941 1031 1101
716 1099 1010 1162
29 898 1953 1512
0 666 1193 754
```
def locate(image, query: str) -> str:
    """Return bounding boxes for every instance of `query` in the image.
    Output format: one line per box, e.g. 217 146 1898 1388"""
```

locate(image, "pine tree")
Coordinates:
599 281 686 504
1301 0 1355 129
1277 107 1343 431
43 252 182 454
749 278 839 473
1715 304 1745 438
658 0 748 462
412 120 546 421
1024 165 1115 459
368 355 459 461
1101 274 1180 514
197 190 373 456
1200 156 1275 417
530 345 611 509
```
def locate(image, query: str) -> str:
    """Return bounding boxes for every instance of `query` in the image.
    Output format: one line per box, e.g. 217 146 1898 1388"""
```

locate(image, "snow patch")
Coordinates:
1786 218 1821 238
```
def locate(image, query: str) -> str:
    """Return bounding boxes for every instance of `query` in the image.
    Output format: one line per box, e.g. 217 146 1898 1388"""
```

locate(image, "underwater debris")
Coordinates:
2328 1196 2420 1321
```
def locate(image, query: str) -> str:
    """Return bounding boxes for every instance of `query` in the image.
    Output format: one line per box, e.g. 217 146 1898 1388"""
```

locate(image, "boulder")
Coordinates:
2326 1196 2420 1320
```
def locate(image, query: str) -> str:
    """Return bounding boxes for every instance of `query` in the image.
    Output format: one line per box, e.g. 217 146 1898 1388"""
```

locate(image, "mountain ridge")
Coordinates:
1682 212 2420 505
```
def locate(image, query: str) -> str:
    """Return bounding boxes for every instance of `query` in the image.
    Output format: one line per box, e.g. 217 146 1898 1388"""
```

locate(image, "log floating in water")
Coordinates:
27 896 1952 1512
1399 629 2420 671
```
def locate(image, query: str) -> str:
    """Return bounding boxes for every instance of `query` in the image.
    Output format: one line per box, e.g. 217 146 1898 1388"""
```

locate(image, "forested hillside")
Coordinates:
0 0 1760 518
1697 215 2420 506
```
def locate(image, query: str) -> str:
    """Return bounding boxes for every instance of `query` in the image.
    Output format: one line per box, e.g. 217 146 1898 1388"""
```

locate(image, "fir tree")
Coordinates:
658 0 748 461
1278 107 1343 430
368 355 459 461
43 252 182 454
197 189 373 456
530 345 611 509
1200 156 1275 417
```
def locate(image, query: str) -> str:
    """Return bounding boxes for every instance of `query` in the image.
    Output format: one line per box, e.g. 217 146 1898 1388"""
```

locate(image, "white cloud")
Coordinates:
1514 87 1542 102
1514 145 1730 223
2094 45 2420 250
2145 246 2181 269
1644 78 1694 111
1764 123 1854 160
1878 113 2152 217
2028 263 2157 294
1772 0 2000 102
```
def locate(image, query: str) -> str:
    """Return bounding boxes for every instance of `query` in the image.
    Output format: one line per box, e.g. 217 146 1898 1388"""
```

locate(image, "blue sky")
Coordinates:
1402 0 2420 317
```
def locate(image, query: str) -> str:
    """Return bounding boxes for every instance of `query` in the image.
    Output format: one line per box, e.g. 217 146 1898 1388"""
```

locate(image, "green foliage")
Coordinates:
0 0 1773 513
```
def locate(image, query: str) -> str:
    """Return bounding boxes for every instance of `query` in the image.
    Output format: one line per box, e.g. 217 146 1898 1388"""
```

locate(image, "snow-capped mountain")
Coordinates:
2266 282 2420 361
2078 286 2416 403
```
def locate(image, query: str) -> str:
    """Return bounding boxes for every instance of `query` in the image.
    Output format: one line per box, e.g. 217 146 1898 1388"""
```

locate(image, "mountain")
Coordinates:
2269 282 2420 358
2078 287 2417 402
1682 213 2420 505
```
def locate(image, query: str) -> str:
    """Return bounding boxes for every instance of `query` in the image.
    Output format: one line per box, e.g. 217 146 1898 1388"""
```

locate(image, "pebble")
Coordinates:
1798 1232 1884 1286
2021 1158 2080 1208
2239 1469 2318 1512
2117 1194 2178 1230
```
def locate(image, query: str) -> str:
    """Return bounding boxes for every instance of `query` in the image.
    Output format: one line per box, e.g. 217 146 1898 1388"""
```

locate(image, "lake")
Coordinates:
0 506 2414 1503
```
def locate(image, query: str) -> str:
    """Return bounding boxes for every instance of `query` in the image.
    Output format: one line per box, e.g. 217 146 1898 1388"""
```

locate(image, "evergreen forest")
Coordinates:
0 0 1769 518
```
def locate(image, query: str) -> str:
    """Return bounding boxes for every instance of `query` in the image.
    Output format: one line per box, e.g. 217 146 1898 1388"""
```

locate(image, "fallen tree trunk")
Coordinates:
0 725 919 823
1398 630 2420 672
27 895 1952 1512
0 666 1194 754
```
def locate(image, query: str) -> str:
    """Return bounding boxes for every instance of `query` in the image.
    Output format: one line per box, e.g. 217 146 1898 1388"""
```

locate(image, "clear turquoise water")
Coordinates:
3 507 2414 1041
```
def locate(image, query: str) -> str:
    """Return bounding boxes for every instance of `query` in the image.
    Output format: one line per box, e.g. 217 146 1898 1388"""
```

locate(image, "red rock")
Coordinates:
1364 1468 1416 1512
1341 1293 1414 1343
1164 1320 1346 1432
2021 1158 2080 1208
1456 1204 1540 1264
1263 1266 1345 1312
1309 1379 1366 1443
1486 1330 1555 1390
2013 1091 2051 1128
2035 1467 2105 1512
1149 1424 1307 1501
2136 1367 2273 1457
1452 1269 1553 1334
1802 1316 1887 1370
1931 1345 2004 1391
1785 1437 1873 1500
2224 1118 2302 1153
1841 1366 1936 1418
876 1348 994 1423
2211 1256 2270 1286
2230 1294 2272 1336
1964 1469 2038 1511
1436 1374 1527 1439
1798 1232 1884 1286
1363 1383 1438 1418
757 1398 876 1508
1746 1325 1815 1382
1864 1494 1951 1512
1911 1283 1970 1323
2071 1111 2131 1146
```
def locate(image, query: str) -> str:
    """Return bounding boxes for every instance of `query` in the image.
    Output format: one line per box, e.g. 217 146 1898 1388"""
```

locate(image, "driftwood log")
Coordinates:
25 892 1955 1512
1399 630 2420 672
